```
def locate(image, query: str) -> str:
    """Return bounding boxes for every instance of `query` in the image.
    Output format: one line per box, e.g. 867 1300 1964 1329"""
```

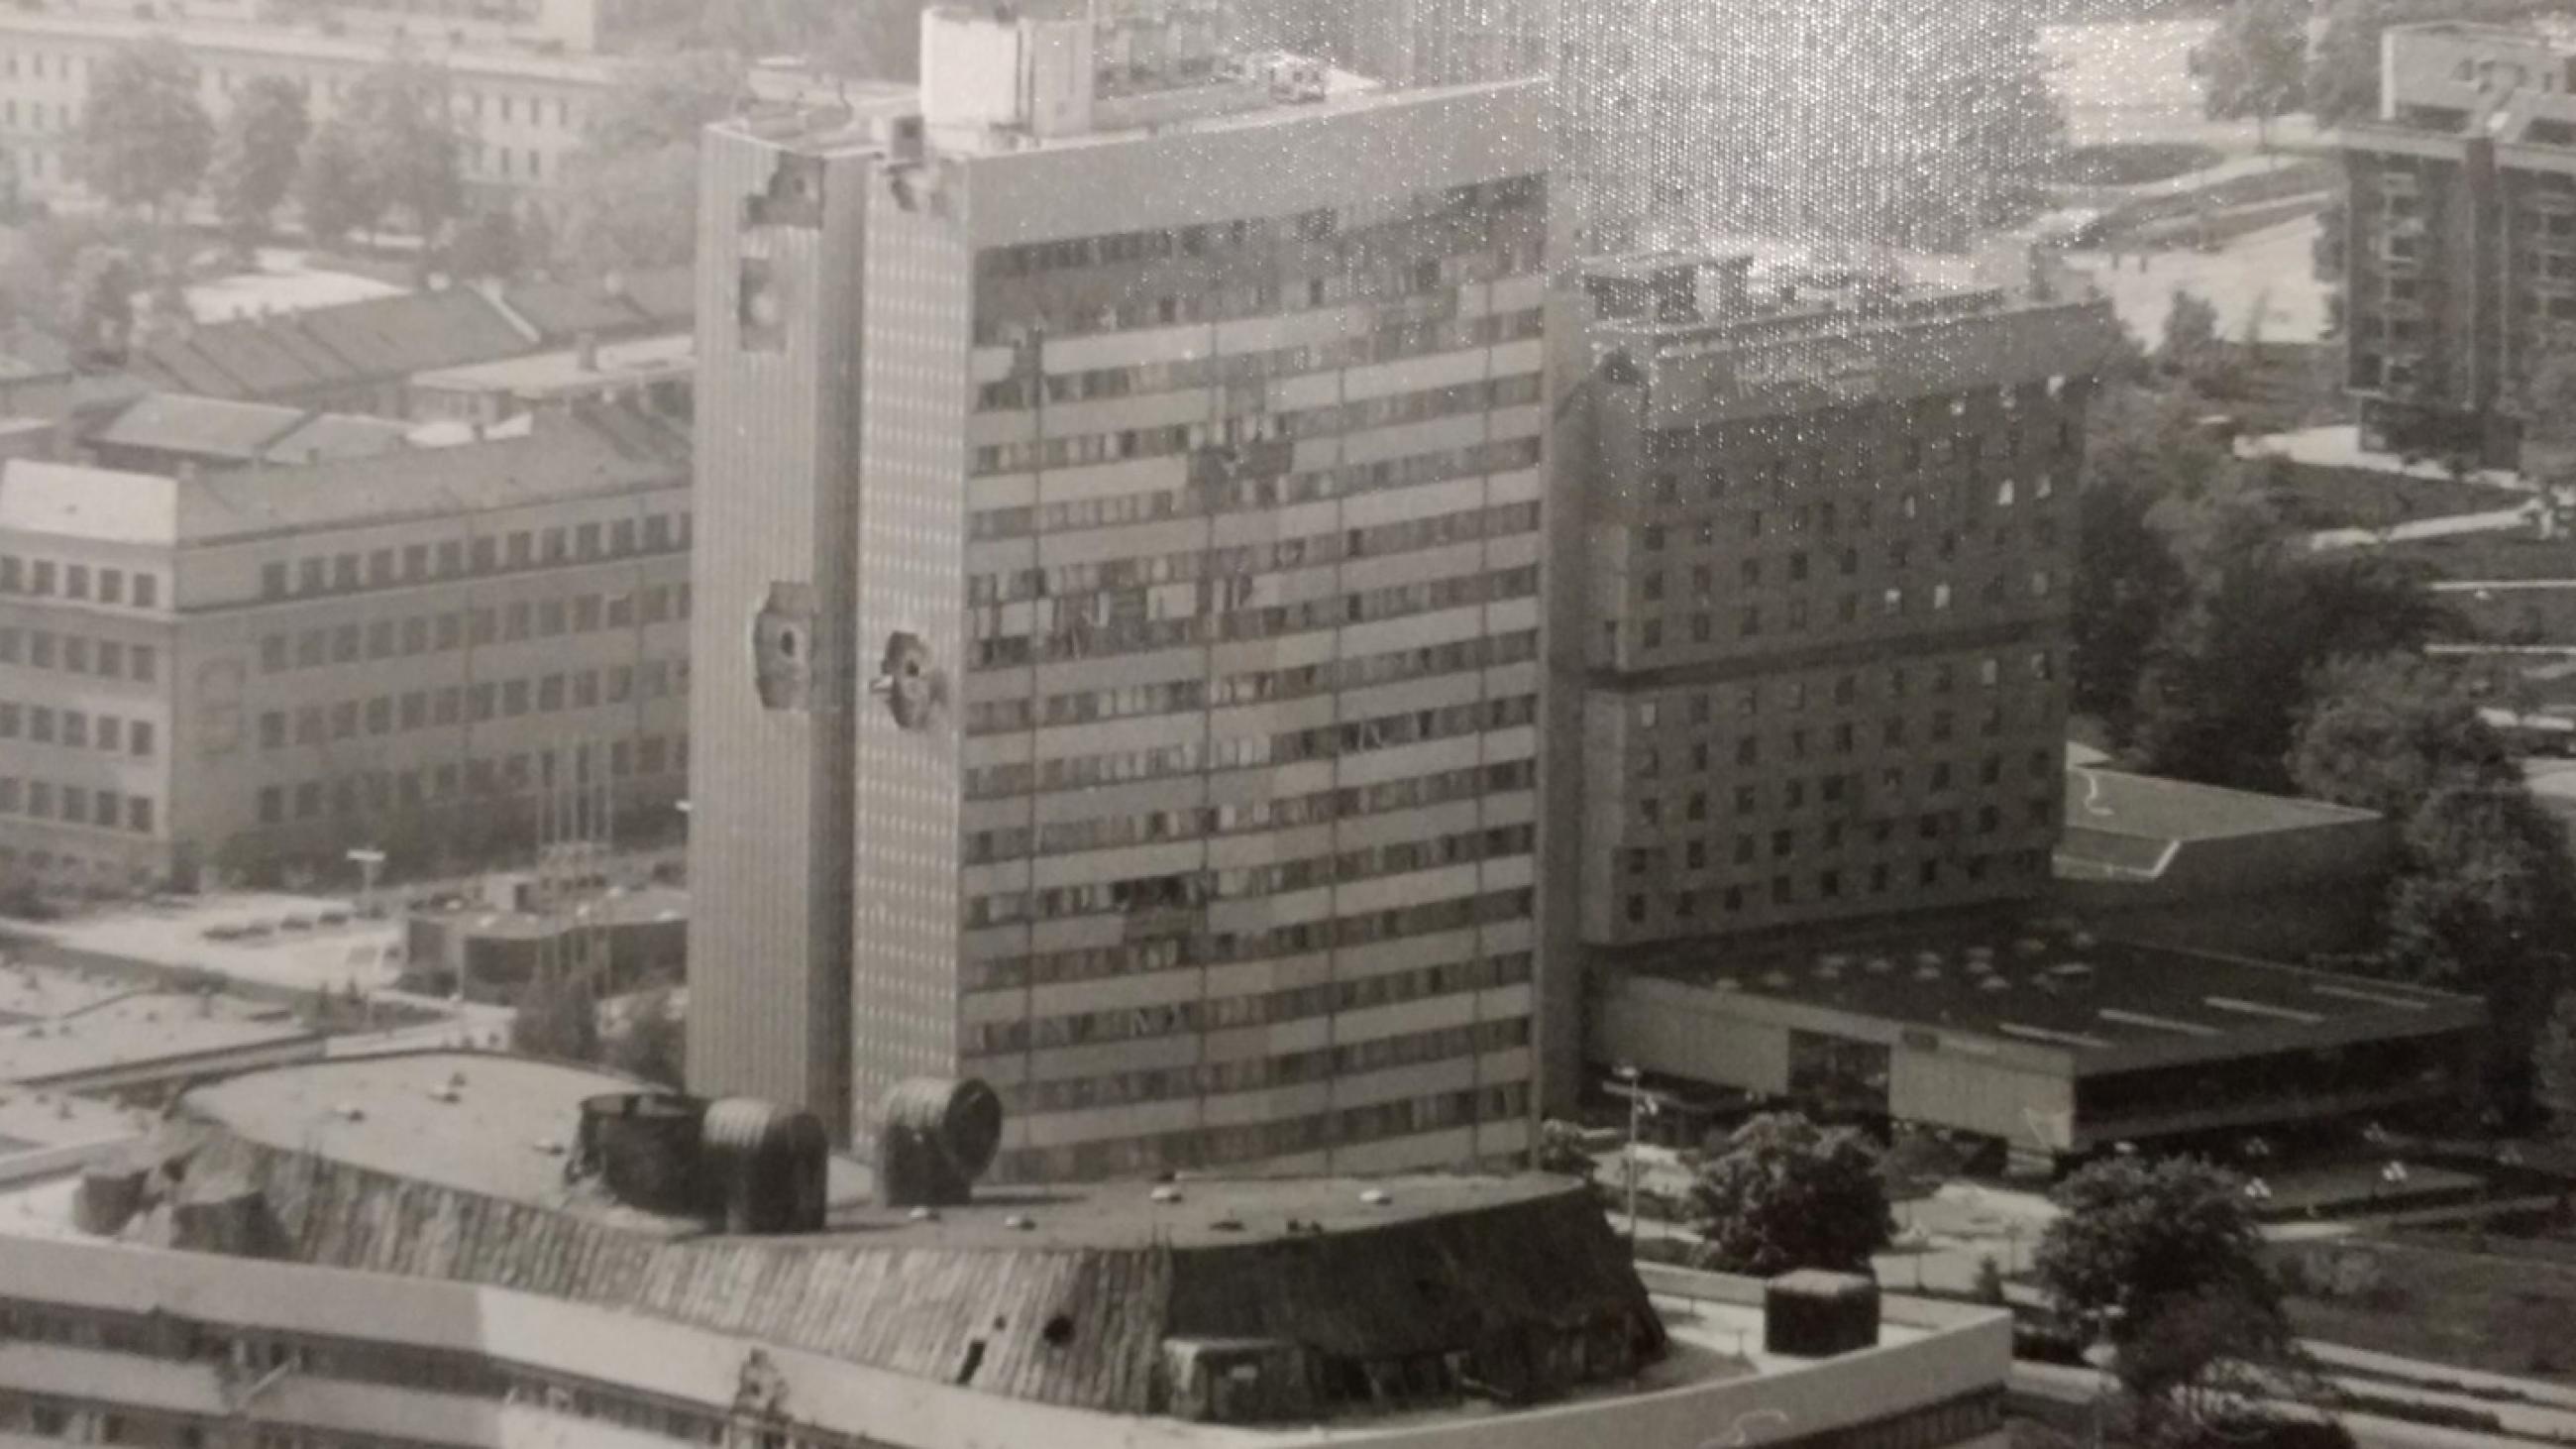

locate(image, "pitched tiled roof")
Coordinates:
131 287 539 402
91 393 305 462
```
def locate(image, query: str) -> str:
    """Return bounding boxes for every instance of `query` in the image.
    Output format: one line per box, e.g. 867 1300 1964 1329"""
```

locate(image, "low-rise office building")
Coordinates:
0 1051 2014 1449
1593 914 2484 1174
2054 766 2396 961
0 400 691 891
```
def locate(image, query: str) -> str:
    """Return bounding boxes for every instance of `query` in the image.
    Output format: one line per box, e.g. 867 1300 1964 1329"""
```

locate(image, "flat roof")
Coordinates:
2063 767 2381 843
182 1051 1587 1250
0 460 177 546
1625 920 2478 1065
0 993 317 1088
181 1053 732 1230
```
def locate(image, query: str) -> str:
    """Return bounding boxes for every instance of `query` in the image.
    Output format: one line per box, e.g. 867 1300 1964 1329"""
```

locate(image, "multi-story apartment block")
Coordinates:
690 1 1551 1181
0 402 691 891
2329 20 2576 468
1555 248 2117 970
0 0 634 207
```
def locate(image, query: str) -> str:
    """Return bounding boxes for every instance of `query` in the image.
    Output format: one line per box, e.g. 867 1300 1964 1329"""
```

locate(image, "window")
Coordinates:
330 702 358 738
98 568 122 604
62 564 86 600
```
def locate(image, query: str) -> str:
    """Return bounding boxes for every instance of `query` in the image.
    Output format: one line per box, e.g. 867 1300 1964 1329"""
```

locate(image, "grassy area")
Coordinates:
2271 1235 2576 1384
2443 590 2576 646
2251 462 2520 533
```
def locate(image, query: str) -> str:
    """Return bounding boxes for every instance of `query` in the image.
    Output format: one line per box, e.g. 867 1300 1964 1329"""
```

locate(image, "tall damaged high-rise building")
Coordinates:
688 0 1556 1179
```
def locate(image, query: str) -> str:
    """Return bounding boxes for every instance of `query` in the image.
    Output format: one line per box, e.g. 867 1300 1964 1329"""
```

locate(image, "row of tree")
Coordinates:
77 38 466 258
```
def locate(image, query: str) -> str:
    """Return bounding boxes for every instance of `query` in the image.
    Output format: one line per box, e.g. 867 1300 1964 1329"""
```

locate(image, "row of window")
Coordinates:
968 371 1543 478
0 701 154 756
1611 573 2058 652
963 629 1540 738
0 624 160 682
1632 381 2075 480
1627 794 2061 875
968 501 1540 609
976 239 1537 349
975 305 1545 414
1633 476 2063 561
255 511 690 602
975 176 1545 282
1641 700 2053 782
1618 849 2051 925
0 776 154 835
969 563 1540 670
256 657 686 749
0 549 155 601
967 886 1536 994
988 823 1537 928
253 736 686 826
964 759 1536 866
1631 655 2059 730
960 691 1537 807
966 950 1534 1059
968 435 1542 540
996 1017 1533 1119
991 1081 1530 1183
258 585 688 673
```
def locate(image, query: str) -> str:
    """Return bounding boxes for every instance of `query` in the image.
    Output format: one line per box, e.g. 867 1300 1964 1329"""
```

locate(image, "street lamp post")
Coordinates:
1613 1063 1645 1253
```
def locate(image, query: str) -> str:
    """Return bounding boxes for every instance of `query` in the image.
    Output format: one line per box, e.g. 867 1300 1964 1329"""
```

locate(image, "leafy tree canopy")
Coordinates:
210 75 311 246
2036 1155 2280 1335
2199 0 2309 133
511 968 601 1063
2288 654 2519 818
74 38 212 219
1688 1112 1891 1277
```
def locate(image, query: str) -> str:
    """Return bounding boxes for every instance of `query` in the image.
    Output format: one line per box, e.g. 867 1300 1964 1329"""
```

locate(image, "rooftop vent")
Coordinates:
1913 966 1943 982
1150 1185 1184 1203
1360 1188 1393 1206
878 1077 1003 1209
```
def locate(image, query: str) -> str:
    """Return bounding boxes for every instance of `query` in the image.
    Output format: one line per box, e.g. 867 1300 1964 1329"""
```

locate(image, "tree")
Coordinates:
449 207 529 281
209 75 311 248
2385 783 2575 1011
2160 290 2223 382
510 967 600 1062
2115 1285 2302 1436
296 120 376 249
2287 654 2518 819
2308 0 2401 128
2199 0 2308 148
557 143 701 275
2128 479 2443 793
605 988 685 1087
551 51 737 276
1536 1119 1599 1182
57 245 139 369
72 38 211 223
2072 474 2189 738
1687 1112 1891 1277
2036 1155 2296 1433
341 54 465 251
2538 990 2576 1141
